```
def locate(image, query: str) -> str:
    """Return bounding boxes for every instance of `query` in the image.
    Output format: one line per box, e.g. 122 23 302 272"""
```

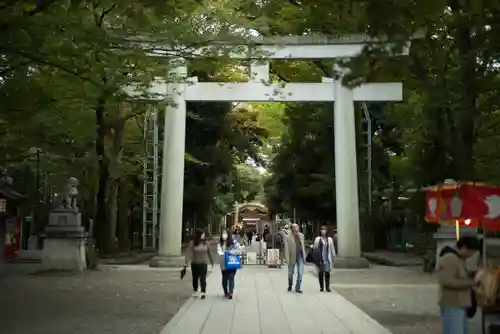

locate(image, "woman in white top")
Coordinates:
217 229 243 299
312 225 336 292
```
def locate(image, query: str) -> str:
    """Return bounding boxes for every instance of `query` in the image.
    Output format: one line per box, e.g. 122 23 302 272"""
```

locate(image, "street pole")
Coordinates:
34 148 41 240
234 202 239 230
36 149 40 205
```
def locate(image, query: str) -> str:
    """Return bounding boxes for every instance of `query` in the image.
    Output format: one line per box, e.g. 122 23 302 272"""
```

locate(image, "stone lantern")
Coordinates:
0 169 23 268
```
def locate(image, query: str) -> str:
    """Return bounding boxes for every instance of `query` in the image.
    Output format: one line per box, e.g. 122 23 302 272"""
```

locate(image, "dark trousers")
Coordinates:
318 265 331 290
221 269 236 294
191 263 208 293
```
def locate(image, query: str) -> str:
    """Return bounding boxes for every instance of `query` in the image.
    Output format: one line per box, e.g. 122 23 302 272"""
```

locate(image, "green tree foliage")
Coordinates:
234 163 265 202
0 0 269 253
263 0 500 227
264 103 335 218
6 0 500 253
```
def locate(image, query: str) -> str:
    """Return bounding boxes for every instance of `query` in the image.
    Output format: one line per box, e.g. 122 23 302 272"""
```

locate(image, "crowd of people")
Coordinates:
181 219 485 334
183 222 338 299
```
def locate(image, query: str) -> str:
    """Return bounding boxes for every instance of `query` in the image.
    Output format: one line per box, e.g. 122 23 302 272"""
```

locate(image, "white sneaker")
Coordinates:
192 291 198 297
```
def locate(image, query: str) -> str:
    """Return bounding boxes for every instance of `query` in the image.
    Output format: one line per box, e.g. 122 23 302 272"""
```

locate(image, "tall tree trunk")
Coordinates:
455 25 476 179
95 96 111 254
107 181 118 253
451 0 477 180
117 179 132 252
106 108 127 253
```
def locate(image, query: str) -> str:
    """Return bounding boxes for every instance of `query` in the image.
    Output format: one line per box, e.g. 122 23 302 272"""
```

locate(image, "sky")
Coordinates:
245 157 267 173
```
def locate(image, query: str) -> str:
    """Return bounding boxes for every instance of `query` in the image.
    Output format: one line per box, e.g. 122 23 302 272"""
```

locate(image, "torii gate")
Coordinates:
126 35 414 268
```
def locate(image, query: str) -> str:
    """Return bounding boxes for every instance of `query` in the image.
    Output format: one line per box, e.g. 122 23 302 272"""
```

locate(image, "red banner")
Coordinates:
4 215 20 260
425 183 500 229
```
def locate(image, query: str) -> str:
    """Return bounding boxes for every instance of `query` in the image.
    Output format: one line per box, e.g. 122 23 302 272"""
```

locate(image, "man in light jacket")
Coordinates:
284 223 307 293
277 225 289 266
437 236 482 334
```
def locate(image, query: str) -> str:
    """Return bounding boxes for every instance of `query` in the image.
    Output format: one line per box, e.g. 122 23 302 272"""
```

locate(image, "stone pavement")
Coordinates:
327 265 480 334
161 266 393 334
0 264 192 334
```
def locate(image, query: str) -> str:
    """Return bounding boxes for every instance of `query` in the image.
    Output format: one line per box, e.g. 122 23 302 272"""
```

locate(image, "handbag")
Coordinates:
467 289 477 318
305 251 314 263
306 250 321 266
464 267 478 318
310 238 326 267
180 266 187 280
225 249 241 270
313 249 323 266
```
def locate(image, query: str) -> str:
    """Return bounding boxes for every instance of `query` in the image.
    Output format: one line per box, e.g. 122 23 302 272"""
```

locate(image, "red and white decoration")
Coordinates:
425 183 500 229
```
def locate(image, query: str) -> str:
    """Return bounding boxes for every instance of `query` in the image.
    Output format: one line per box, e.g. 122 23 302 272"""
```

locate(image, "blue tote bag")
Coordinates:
224 249 241 270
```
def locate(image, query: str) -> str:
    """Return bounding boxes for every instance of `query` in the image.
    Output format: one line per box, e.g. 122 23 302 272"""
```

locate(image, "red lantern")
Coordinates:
4 214 20 260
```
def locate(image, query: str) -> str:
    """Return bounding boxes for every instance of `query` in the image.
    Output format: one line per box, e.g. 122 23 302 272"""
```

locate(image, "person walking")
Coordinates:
278 224 289 266
264 228 274 249
284 223 307 293
246 228 254 245
217 229 243 299
184 228 214 300
238 228 246 245
312 225 336 292
437 236 483 334
263 225 270 241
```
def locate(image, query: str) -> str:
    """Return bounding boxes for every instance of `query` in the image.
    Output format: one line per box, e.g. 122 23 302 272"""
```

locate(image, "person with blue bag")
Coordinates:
217 229 243 299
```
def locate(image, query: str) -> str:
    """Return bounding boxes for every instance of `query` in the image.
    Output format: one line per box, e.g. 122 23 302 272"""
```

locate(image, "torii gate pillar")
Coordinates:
331 71 369 268
150 64 187 267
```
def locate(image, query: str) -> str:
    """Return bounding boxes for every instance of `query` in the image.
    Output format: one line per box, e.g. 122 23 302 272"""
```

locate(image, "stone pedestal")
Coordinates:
27 235 39 250
484 238 500 261
41 208 87 272
149 255 185 268
333 257 370 269
434 224 478 271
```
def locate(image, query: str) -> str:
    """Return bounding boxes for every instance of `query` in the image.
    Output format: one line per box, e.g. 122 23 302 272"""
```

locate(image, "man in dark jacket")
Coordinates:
246 229 253 245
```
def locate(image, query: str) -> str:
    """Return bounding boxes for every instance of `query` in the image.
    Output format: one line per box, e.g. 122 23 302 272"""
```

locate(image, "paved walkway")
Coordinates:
160 266 393 334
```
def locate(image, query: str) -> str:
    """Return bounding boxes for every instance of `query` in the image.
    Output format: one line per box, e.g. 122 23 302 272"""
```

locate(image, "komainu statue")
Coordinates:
61 177 79 210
